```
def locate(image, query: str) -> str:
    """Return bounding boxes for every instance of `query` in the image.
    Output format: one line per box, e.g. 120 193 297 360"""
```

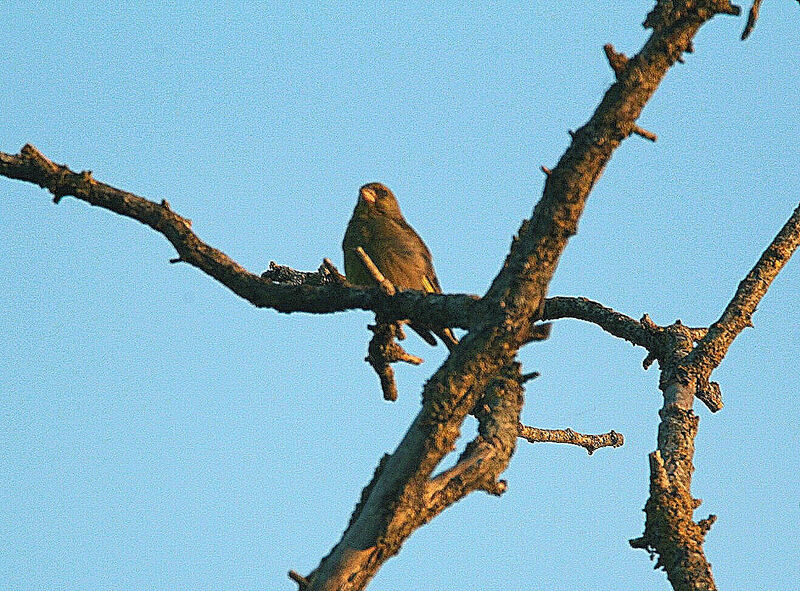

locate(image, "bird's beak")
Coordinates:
360 187 376 203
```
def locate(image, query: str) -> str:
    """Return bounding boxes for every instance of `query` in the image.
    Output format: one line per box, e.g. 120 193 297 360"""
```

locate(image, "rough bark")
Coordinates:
630 202 800 590
303 2 743 588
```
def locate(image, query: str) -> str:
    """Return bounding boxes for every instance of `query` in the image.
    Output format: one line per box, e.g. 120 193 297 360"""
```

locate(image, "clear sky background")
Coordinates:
2 2 799 590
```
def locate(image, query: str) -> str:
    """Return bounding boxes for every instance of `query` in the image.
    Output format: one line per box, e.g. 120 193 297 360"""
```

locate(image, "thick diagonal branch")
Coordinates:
302 4 741 589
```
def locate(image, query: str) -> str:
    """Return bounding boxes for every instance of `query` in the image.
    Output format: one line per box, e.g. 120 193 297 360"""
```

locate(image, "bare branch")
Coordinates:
633 321 718 589
305 3 743 587
543 296 656 349
682 201 800 382
603 43 629 78
425 366 523 505
0 3 751 587
0 144 482 329
289 570 310 590
355 247 396 295
632 125 658 142
631 446 717 590
366 322 423 402
741 0 763 39
261 261 339 286
517 424 624 454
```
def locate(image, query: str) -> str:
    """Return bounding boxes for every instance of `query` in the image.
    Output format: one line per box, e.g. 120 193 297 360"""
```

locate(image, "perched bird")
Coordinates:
342 182 458 350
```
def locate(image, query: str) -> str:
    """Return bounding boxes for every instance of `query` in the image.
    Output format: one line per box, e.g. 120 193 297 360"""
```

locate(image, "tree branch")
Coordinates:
542 296 656 349
681 201 800 386
0 143 480 328
424 366 524 506
366 322 423 402
0 144 693 368
741 0 763 39
627 206 800 591
517 424 624 455
0 2 750 589
631 319 718 590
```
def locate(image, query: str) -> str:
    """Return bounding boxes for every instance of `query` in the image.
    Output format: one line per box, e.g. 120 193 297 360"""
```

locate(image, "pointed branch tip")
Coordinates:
288 570 309 589
603 43 629 77
482 479 508 496
741 0 762 39
633 125 658 142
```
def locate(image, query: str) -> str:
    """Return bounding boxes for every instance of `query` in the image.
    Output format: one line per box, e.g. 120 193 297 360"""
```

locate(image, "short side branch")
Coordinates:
366 322 423 402
517 424 624 455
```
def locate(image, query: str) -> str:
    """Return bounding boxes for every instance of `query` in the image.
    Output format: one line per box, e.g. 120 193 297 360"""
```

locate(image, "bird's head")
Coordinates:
357 182 403 217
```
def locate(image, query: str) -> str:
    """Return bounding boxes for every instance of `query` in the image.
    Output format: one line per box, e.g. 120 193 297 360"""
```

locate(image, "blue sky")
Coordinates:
2 2 799 590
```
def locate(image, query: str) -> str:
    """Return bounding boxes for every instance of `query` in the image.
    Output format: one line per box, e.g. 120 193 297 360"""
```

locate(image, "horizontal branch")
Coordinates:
542 296 655 349
8 143 766 415
2 144 684 359
4 143 756 415
0 144 479 328
517 424 624 455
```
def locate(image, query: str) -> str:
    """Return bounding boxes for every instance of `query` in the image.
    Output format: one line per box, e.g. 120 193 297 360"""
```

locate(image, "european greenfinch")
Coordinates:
342 182 458 350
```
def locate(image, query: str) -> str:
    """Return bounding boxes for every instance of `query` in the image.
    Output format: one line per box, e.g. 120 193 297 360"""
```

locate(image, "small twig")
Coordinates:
321 258 347 284
604 43 629 78
517 424 624 455
352 250 418 400
540 165 552 176
288 569 309 589
632 125 658 142
695 379 724 413
741 0 763 40
366 322 423 401
355 246 395 295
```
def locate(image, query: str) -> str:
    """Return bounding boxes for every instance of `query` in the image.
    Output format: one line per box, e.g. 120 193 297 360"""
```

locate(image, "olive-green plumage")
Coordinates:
342 182 458 350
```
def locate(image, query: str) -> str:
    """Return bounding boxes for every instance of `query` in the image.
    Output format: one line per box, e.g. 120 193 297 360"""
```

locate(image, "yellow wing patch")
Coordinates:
422 276 436 293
